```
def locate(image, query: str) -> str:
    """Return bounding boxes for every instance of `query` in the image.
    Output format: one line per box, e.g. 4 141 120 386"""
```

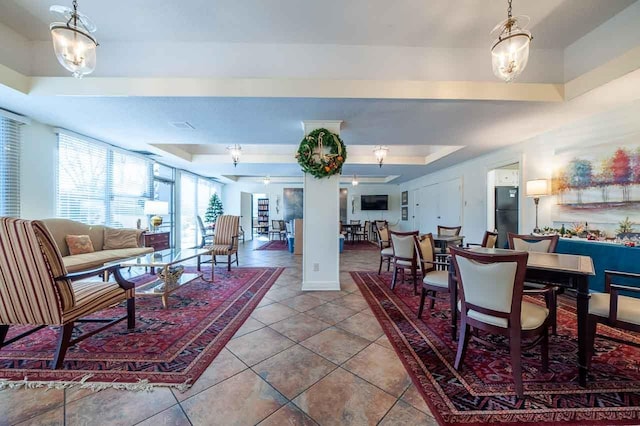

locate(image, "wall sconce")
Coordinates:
373 146 388 168
351 195 355 214
351 174 359 186
226 144 242 167
275 195 280 214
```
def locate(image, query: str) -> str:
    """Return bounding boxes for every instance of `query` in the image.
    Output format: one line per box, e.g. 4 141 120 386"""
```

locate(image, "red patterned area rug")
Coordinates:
0 266 283 391
352 271 640 426
255 240 288 251
343 240 379 251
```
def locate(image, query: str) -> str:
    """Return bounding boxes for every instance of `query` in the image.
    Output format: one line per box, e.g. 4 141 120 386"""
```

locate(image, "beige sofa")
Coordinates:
42 218 153 273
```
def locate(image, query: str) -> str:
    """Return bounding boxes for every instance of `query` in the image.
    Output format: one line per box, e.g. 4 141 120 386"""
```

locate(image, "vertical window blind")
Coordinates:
57 133 152 227
0 117 21 217
180 173 219 248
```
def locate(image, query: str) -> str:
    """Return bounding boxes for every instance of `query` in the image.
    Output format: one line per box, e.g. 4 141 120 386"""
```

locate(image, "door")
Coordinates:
240 192 253 241
437 178 462 227
420 184 439 233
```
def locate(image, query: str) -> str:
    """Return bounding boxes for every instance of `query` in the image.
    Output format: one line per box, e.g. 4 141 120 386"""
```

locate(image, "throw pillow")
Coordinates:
103 228 141 250
65 235 95 255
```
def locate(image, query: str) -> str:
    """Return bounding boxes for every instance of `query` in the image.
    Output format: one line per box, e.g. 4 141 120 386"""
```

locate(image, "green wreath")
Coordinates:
296 128 347 179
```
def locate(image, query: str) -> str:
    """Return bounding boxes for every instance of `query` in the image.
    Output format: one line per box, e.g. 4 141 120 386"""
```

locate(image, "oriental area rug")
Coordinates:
352 271 640 426
255 240 288 251
0 266 283 391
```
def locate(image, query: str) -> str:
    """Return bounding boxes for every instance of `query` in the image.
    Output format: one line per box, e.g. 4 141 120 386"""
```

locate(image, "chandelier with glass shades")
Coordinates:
373 146 388 168
490 0 533 82
50 0 98 78
226 145 242 167
263 176 271 185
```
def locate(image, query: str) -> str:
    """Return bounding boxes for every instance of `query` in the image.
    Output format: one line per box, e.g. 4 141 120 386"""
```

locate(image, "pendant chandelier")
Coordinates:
490 0 532 83
50 0 98 78
263 176 271 185
373 146 388 168
226 144 242 167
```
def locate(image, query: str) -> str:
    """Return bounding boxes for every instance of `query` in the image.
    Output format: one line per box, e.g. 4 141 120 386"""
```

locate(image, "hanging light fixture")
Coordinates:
263 176 271 185
351 174 359 186
490 0 532 83
226 144 242 167
50 0 98 79
373 146 388 168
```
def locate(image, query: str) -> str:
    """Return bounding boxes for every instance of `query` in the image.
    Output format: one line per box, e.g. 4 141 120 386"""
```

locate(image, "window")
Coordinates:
0 116 21 217
57 132 152 228
180 172 219 248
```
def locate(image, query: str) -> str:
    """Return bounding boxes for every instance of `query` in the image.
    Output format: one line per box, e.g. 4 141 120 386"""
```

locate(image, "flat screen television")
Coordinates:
361 195 388 211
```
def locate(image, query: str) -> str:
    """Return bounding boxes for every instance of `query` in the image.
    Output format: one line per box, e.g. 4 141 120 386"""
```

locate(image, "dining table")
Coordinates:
341 223 362 243
433 234 464 252
449 247 596 386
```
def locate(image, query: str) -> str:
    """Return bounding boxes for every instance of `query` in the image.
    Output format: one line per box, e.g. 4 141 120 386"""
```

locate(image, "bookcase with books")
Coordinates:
256 198 269 235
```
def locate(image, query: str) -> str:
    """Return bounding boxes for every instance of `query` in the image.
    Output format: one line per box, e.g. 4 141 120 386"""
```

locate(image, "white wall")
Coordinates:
399 100 640 245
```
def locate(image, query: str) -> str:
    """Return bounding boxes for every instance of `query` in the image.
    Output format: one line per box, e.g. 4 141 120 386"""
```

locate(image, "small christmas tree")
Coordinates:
204 193 224 224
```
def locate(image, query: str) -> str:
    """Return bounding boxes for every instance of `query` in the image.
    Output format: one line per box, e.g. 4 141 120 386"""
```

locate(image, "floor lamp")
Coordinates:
525 179 549 234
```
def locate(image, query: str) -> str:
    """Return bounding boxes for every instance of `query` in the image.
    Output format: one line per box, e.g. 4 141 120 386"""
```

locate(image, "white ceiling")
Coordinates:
0 0 635 48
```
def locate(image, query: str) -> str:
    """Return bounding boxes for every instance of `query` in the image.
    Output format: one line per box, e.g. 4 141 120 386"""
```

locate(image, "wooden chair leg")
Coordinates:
391 266 398 290
0 325 8 347
387 258 391 272
378 256 383 274
418 288 426 318
227 254 231 271
509 332 524 398
454 319 470 370
585 315 598 369
450 284 458 341
411 265 417 296
540 328 549 373
53 323 74 369
235 252 239 266
127 297 136 330
429 297 436 309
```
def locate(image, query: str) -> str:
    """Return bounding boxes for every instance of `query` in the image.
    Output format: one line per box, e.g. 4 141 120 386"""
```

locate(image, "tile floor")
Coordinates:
0 236 438 426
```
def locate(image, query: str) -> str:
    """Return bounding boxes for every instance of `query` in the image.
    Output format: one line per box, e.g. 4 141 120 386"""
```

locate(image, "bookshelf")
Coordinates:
256 198 269 235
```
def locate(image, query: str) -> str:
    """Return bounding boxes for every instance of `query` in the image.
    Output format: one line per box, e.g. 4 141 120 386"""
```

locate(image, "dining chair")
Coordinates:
269 220 283 241
436 225 462 253
197 215 215 248
0 217 136 369
450 247 550 398
585 270 640 378
389 230 420 295
353 220 369 242
376 225 392 274
507 233 560 334
466 230 499 249
414 233 453 320
278 220 287 240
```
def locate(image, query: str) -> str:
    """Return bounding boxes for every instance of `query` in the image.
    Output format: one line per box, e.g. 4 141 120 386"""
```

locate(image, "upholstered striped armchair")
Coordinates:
206 215 239 271
0 217 135 369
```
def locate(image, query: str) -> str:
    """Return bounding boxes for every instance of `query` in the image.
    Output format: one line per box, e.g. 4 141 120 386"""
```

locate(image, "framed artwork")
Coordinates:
283 188 303 222
401 191 408 205
401 206 408 221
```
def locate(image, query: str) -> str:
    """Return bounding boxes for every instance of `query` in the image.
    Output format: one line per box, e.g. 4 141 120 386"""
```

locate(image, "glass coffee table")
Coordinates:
107 248 213 309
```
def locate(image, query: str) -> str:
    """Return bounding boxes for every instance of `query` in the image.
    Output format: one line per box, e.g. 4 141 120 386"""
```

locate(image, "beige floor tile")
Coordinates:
332 293 369 311
293 368 396 426
335 311 385 341
136 404 191 426
0 388 64 426
343 343 411 397
173 348 247 402
379 400 438 426
269 313 332 342
401 384 433 415
251 302 299 324
281 294 326 312
232 317 266 338
258 402 318 426
304 302 357 325
305 290 349 302
256 296 277 308
226 327 295 365
374 334 394 350
264 287 304 302
65 387 176 426
300 327 371 364
181 369 286 425
254 345 336 399
15 406 64 426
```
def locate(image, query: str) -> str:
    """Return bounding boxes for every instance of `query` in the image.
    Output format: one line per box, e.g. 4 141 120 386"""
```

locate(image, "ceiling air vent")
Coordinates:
131 150 157 156
169 121 195 130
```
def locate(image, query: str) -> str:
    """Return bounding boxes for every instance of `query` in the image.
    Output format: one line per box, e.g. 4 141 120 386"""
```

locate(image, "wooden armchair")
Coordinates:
508 233 560 335
207 215 239 271
586 270 640 377
466 230 499 249
0 217 135 369
376 225 392 274
450 247 550 398
414 233 454 323
389 230 420 295
436 225 462 253
197 215 215 248
269 220 283 241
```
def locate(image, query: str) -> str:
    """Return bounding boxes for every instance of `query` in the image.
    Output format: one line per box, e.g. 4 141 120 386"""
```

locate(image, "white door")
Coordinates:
420 184 439 234
437 178 462 227
240 192 253 241
411 188 421 232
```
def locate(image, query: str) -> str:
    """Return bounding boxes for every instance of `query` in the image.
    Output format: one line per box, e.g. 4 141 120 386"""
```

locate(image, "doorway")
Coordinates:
488 163 520 248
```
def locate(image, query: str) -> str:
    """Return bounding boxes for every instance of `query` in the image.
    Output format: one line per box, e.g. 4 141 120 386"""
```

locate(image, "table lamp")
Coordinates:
144 200 169 232
525 179 549 234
